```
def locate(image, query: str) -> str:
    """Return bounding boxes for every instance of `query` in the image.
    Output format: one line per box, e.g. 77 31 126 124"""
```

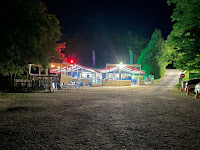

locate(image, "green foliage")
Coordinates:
137 29 168 79
167 0 200 72
135 76 143 81
174 82 181 91
1 0 61 76
182 71 189 81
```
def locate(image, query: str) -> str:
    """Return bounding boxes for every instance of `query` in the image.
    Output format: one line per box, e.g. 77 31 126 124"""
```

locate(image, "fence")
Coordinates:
14 77 54 92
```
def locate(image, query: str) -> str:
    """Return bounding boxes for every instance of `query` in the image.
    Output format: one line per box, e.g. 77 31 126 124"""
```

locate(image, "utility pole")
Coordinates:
92 50 95 66
129 49 133 64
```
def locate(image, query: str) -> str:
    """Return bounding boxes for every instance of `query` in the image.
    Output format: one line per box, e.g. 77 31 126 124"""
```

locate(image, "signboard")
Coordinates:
180 74 185 78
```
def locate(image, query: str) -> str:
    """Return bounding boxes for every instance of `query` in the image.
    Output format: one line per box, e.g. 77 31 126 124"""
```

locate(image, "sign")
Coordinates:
180 74 185 78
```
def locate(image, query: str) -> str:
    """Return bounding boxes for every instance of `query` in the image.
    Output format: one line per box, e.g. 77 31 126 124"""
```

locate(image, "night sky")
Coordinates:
44 0 174 68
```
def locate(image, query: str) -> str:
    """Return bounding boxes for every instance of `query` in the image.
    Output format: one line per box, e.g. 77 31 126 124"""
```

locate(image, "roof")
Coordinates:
50 63 145 75
50 63 98 73
122 66 145 74
98 66 145 74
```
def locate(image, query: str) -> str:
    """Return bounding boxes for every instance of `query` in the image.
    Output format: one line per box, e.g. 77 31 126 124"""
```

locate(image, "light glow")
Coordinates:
119 65 124 69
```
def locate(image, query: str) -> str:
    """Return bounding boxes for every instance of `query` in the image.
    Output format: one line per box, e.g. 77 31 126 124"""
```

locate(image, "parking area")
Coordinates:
1 70 200 149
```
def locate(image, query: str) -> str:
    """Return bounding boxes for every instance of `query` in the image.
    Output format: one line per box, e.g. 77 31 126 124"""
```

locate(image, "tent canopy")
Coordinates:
49 63 145 75
50 63 98 74
98 66 145 74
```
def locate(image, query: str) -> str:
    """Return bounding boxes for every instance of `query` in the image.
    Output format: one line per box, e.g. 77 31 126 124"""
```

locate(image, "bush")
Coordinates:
135 76 143 80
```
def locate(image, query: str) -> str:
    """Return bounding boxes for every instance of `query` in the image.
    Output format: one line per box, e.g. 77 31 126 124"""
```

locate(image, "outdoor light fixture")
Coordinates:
51 64 55 67
69 59 74 64
120 61 123 64
58 66 60 68
118 63 124 69
119 65 124 69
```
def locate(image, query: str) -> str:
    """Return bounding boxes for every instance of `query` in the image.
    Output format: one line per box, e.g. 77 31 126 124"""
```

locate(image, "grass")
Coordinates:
174 82 181 91
0 93 19 99
125 86 146 90
0 92 30 99
154 77 163 84
172 82 197 98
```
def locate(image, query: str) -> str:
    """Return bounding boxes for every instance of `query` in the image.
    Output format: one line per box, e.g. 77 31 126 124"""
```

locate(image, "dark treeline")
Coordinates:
1 0 61 91
63 31 149 68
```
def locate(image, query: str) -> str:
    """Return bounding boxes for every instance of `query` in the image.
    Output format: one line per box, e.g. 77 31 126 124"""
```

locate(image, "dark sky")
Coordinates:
44 0 174 67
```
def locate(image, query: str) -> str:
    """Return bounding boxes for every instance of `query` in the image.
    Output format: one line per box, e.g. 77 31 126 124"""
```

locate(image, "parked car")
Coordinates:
185 78 200 93
194 82 200 94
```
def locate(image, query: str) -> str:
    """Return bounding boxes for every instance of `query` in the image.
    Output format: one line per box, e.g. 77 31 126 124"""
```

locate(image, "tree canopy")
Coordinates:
122 31 149 64
1 0 61 76
137 29 167 79
167 0 200 72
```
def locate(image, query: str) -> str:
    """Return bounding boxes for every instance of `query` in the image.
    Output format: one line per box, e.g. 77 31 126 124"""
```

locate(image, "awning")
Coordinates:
50 63 145 75
122 66 145 74
98 66 145 74
97 66 118 73
50 63 99 74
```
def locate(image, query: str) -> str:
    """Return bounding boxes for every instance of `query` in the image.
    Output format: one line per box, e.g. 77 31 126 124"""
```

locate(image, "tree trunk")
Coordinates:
9 73 15 92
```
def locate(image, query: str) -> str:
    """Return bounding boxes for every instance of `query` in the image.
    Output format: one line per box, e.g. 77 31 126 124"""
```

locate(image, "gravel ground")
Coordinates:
1 69 200 149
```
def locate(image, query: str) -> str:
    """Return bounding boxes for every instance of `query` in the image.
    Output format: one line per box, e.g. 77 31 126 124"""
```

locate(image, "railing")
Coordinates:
14 77 53 92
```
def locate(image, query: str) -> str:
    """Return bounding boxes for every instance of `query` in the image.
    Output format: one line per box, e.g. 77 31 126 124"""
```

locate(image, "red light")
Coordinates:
70 59 74 64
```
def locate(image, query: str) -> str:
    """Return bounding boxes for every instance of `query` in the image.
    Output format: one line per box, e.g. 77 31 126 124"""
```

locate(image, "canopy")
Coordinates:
50 63 145 75
98 66 145 74
50 63 98 74
122 66 145 74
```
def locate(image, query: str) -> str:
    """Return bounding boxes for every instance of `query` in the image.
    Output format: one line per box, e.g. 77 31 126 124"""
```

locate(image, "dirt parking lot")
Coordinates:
1 70 200 149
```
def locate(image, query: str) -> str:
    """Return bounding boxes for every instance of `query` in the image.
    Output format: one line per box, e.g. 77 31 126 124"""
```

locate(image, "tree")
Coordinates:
55 42 67 62
122 31 149 64
167 0 200 72
1 0 61 90
1 0 61 76
137 29 167 79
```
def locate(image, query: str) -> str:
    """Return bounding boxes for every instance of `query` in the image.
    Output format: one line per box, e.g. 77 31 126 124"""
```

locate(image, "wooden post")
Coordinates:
60 63 62 87
60 63 62 75
45 68 48 76
119 66 121 80
27 64 31 80
95 72 97 83
29 64 31 74
63 65 66 75
66 65 68 76
81 69 83 78
106 72 109 79
71 65 73 78
76 65 78 78
38 66 41 76
66 65 68 84
27 64 30 80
